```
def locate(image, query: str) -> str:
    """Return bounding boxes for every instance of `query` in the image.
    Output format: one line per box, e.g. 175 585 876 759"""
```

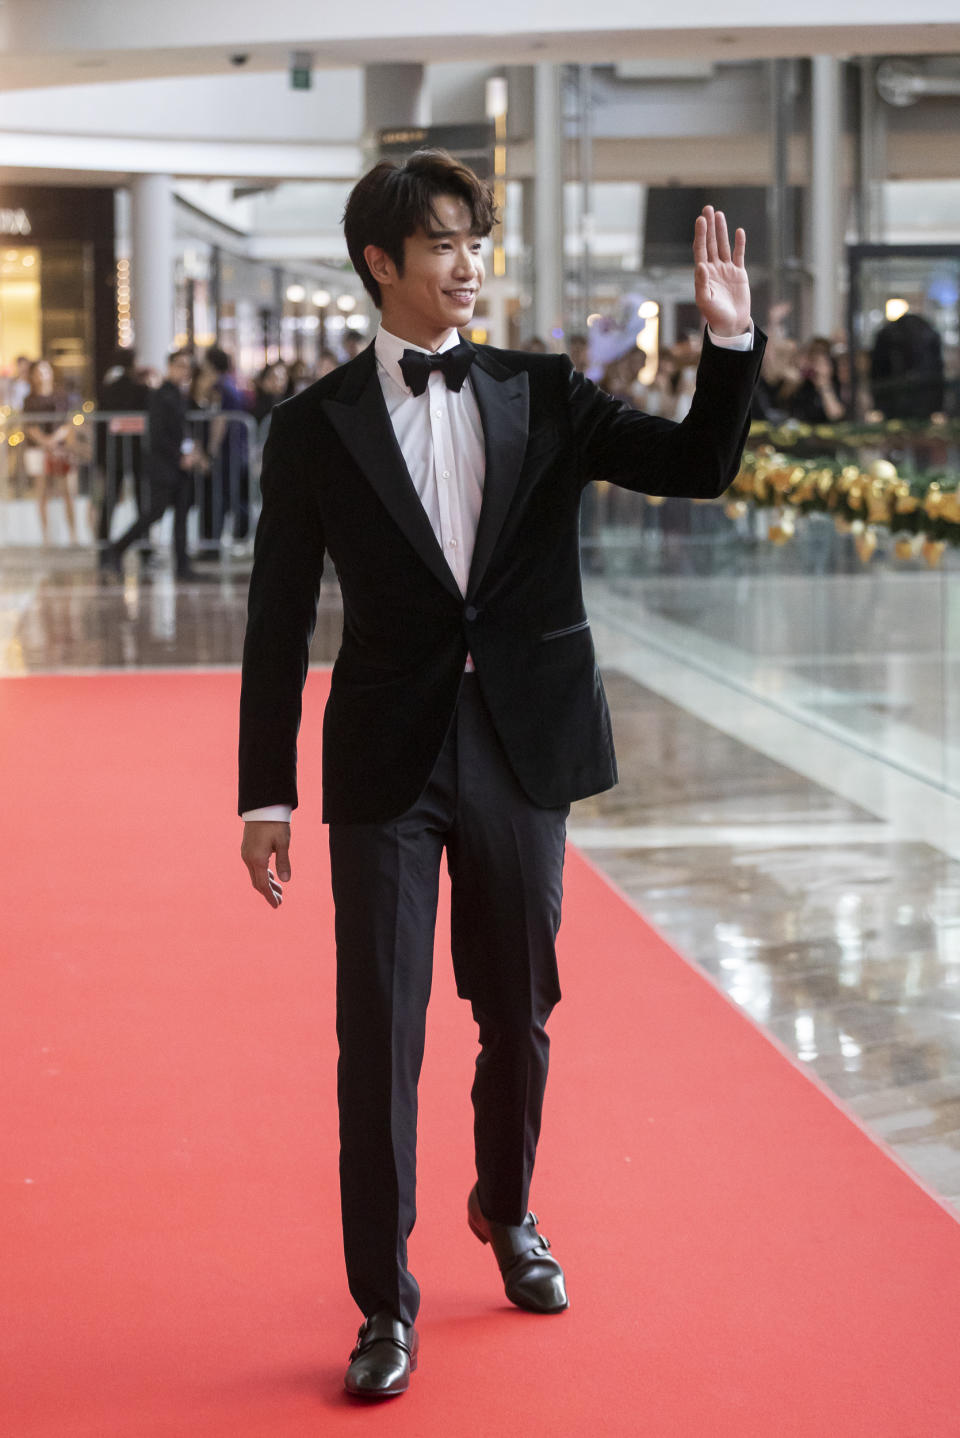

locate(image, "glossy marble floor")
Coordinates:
3 543 960 1214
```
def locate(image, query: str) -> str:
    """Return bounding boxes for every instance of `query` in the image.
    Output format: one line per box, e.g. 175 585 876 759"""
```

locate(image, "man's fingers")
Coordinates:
241 821 291 911
715 209 731 263
701 204 718 263
693 213 707 267
257 866 282 909
245 857 282 908
732 226 746 267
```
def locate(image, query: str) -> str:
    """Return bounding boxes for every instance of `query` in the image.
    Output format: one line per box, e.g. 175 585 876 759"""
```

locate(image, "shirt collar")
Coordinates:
375 325 463 394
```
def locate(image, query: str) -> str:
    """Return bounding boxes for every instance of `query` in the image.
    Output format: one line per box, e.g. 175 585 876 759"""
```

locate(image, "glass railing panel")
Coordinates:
584 417 959 797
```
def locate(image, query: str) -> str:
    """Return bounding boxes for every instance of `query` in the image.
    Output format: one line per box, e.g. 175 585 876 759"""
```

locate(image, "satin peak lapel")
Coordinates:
320 364 461 601
467 358 530 598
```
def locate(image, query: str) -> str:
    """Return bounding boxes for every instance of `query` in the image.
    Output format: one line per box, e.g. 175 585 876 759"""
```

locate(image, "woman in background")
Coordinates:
22 359 78 545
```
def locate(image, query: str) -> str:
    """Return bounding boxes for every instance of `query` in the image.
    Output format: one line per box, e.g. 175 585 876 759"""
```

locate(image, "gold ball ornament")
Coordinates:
894 484 918 515
855 530 878 564
724 500 748 520
924 484 943 519
768 514 796 545
867 483 893 524
939 492 960 525
922 538 946 568
894 536 916 562
867 459 898 483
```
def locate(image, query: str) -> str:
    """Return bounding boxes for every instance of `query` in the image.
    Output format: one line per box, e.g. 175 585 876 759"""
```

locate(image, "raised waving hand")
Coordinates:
693 205 751 338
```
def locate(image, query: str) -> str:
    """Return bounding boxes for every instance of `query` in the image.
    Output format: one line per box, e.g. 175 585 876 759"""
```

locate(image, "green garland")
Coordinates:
749 416 960 449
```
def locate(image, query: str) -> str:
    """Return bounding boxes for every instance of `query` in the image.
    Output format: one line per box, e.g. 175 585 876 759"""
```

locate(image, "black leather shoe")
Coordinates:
344 1312 418 1398
467 1183 569 1313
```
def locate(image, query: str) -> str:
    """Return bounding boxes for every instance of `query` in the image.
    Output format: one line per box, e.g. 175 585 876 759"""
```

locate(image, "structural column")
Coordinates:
533 63 564 345
811 56 843 337
130 173 175 372
857 58 886 243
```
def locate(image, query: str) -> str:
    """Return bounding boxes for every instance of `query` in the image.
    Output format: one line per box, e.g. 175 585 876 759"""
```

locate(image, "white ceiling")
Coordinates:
0 0 958 92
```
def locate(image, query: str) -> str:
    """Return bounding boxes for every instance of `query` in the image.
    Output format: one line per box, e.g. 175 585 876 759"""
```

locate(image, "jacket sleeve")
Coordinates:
238 403 325 814
566 326 766 499
147 386 184 470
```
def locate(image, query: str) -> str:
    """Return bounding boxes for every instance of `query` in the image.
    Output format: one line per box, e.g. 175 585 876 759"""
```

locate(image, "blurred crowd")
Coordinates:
574 298 950 427
1 304 951 559
0 335 368 553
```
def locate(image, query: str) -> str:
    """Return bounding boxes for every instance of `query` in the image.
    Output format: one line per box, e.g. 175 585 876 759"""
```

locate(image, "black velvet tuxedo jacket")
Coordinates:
238 329 765 825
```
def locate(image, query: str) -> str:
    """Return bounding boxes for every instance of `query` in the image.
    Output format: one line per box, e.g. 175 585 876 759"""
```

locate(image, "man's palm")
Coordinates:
693 205 751 337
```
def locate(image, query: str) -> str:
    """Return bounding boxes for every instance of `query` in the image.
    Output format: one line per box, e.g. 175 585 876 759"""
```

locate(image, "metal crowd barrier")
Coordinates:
0 405 267 553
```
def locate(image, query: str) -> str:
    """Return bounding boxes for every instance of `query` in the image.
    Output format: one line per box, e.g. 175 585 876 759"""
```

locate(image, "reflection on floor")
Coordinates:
3 548 959 1212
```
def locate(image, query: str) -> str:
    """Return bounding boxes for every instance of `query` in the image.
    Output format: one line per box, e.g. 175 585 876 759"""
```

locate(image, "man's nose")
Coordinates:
452 246 478 275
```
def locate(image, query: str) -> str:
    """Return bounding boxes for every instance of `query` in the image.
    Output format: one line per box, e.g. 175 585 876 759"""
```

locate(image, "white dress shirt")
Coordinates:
374 325 486 599
242 321 753 823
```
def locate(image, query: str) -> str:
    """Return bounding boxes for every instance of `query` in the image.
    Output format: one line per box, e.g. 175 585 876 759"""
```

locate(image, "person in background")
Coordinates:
870 310 945 421
341 332 366 363
600 350 643 407
204 345 251 554
96 348 150 558
788 336 846 424
252 361 290 425
187 355 218 533
103 349 206 581
22 359 78 545
644 345 679 419
8 354 32 411
566 333 588 373
285 359 313 397
189 356 221 560
317 348 340 378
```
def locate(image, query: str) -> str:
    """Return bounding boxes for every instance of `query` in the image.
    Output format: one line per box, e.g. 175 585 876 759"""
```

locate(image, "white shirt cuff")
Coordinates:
707 321 754 352
242 804 293 822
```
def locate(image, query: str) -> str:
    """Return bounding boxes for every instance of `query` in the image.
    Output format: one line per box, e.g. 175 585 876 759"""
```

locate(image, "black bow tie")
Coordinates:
398 341 475 397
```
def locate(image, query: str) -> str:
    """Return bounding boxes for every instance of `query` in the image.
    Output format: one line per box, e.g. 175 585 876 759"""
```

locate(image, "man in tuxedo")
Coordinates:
239 149 764 1398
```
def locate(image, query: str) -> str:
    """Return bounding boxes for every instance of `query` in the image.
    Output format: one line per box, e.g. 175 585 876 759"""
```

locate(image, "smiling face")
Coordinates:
364 194 484 351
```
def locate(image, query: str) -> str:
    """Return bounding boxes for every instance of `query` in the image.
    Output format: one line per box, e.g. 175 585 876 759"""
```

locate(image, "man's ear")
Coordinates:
364 244 396 291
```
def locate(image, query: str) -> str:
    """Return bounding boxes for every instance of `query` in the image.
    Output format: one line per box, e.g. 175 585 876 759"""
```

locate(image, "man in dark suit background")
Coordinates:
239 150 764 1398
95 348 150 563
104 349 206 580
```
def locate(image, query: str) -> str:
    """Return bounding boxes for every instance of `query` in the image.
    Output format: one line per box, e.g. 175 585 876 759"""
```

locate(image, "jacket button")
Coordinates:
464 605 479 622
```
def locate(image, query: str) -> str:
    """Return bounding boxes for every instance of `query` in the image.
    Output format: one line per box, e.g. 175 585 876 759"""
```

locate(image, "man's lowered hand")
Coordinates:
241 820 291 909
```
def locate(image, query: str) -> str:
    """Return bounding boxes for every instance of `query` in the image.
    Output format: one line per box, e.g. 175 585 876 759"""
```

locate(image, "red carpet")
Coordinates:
2 669 959 1437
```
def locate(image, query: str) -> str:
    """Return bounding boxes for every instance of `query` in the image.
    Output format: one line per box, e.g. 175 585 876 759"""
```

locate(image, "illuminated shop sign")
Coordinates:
0 209 31 236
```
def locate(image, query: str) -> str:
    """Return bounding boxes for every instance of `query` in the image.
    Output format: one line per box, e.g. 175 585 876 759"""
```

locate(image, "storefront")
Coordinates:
0 186 116 403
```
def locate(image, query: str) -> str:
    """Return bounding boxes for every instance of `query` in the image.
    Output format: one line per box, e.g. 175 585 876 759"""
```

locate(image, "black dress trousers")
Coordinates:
328 673 569 1326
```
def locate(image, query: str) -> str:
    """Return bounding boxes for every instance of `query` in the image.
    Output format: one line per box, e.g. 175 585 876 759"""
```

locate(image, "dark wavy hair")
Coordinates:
343 148 497 307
